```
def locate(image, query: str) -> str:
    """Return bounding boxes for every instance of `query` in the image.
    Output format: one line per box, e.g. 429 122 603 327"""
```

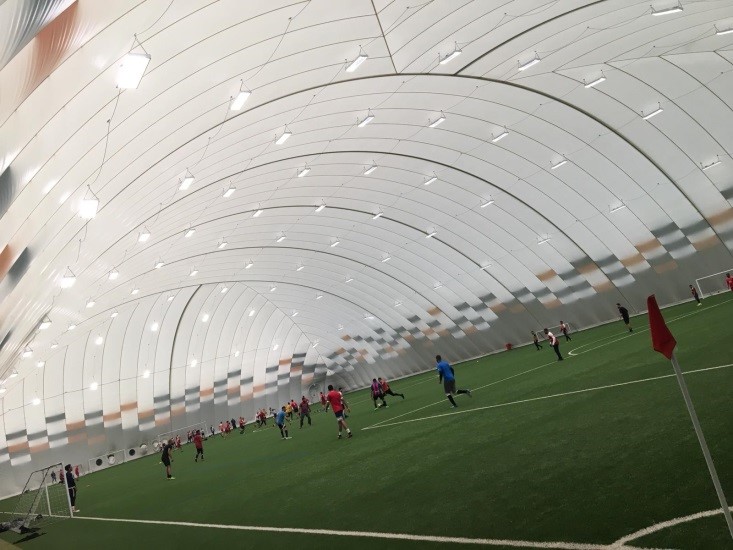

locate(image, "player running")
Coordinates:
378 377 405 399
543 328 563 361
320 391 327 412
616 303 633 332
435 355 471 408
559 321 571 341
371 378 388 410
193 430 204 462
690 284 701 306
299 396 312 428
325 384 353 439
161 438 175 480
726 273 733 293
531 331 542 350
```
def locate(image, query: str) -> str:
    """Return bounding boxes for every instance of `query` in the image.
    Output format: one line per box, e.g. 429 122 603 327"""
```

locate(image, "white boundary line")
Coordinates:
72 515 666 549
364 360 558 430
363 364 733 431
612 506 733 547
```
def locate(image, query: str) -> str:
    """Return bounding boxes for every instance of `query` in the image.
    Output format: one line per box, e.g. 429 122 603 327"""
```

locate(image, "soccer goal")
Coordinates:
156 422 207 447
695 269 733 299
0 463 71 535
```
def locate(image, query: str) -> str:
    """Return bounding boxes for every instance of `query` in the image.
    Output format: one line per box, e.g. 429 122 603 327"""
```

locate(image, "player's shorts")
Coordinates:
334 410 344 420
162 458 171 467
622 316 630 324
444 380 456 394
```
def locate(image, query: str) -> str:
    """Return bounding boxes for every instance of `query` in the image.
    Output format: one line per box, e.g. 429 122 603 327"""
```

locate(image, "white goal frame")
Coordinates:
695 269 733 299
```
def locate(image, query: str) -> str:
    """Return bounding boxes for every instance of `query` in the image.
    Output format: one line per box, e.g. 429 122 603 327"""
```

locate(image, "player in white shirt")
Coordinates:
543 328 563 361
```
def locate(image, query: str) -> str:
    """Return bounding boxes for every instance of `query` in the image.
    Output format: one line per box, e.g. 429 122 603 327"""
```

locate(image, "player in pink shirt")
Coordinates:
325 384 353 439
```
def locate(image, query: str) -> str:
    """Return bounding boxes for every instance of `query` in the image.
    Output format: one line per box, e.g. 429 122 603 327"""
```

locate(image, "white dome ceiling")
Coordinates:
0 0 732 481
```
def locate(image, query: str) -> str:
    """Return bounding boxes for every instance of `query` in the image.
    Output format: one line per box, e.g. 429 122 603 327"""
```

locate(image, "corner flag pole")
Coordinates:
647 295 733 540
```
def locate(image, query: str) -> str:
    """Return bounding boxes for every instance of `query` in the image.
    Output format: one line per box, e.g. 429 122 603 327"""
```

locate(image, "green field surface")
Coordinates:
2 294 733 549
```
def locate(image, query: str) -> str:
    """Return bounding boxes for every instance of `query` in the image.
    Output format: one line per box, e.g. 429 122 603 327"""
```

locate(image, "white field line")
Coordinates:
73 515 666 549
568 296 733 357
362 364 733 431
613 506 733 547
365 360 558 429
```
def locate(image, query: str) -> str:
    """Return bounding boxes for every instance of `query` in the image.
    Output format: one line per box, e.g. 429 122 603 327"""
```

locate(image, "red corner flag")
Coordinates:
647 295 677 359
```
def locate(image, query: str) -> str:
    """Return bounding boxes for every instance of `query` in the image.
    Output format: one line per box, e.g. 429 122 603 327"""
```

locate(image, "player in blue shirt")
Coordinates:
436 355 471 408
276 406 291 440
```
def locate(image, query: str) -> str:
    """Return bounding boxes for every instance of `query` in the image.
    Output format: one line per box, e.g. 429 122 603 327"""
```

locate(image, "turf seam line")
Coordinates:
612 505 733 546
71 515 667 549
362 364 733 430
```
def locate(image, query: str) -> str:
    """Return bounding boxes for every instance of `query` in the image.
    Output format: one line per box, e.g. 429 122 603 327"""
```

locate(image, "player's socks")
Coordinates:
447 395 457 407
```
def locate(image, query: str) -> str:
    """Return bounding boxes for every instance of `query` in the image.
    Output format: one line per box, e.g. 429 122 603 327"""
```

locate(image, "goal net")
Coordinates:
696 269 733 299
155 422 207 448
0 463 71 534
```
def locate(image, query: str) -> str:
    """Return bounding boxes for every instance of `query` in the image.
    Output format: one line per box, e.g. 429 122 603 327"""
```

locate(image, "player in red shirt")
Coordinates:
324 384 352 439
175 434 182 452
559 321 571 341
689 284 701 306
726 273 733 292
319 392 327 412
193 430 204 462
378 377 404 399
239 416 246 434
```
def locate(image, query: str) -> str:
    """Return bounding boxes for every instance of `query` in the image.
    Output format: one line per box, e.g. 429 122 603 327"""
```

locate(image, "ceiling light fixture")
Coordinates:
60 267 76 288
221 286 228 294
292 311 298 317
273 344 279 350
316 294 323 300
167 295 174 302
79 188 99 219
190 358 197 368
51 341 59 349
315 203 326 213
223 185 236 198
364 164 377 175
424 174 437 186
537 235 551 245
480 198 495 208
117 52 151 89
218 239 228 249
131 287 139 295
381 256 391 262
584 75 606 88
330 240 340 247
230 86 251 110
190 267 198 276
372 211 383 220
701 158 722 171
151 322 159 332
297 166 311 178
642 106 663 120
138 228 151 242
480 264 491 271
426 231 437 238
551 159 568 170
154 259 165 269
518 54 540 71
111 310 118 318
275 128 292 145
39 316 52 330
32 397 41 406
10 369 19 378
716 26 733 35
651 3 682 16
346 52 368 72
185 228 196 238
37 361 45 368
95 336 104 346
86 299 96 309
143 369 150 378
202 314 209 323
345 277 354 283
245 261 254 269
270 285 277 292
22 347 33 358
108 268 119 280
276 234 286 243
296 265 304 272
253 209 263 217
429 113 446 128
68 324 77 331
358 111 375 127
440 44 462 65
492 130 509 143
249 309 256 317
179 172 195 191
609 203 627 213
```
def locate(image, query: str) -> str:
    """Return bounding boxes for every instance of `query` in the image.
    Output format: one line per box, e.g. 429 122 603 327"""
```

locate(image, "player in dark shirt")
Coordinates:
689 284 701 306
616 303 632 332
193 430 204 462
531 331 542 350
64 464 79 513
161 439 175 479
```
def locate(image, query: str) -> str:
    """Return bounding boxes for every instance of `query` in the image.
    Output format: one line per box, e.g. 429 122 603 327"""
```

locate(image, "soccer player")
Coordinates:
617 303 632 332
161 438 174 480
285 401 293 421
531 331 542 350
64 464 79 513
239 416 246 434
690 284 701 306
338 387 351 418
726 273 733 292
193 430 204 462
435 355 471 408
543 328 563 361
378 377 404 399
325 384 353 439
299 396 312 428
320 391 327 412
560 321 571 341
371 378 388 410
276 406 291 440
50 471 57 483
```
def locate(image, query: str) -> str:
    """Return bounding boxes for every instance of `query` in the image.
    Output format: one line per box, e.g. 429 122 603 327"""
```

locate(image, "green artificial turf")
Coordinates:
2 294 733 549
